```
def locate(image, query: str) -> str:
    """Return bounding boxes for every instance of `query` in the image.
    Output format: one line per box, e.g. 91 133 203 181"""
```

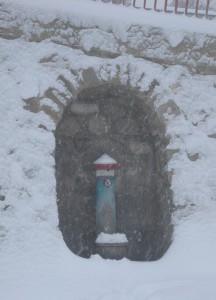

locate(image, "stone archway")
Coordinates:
55 84 173 261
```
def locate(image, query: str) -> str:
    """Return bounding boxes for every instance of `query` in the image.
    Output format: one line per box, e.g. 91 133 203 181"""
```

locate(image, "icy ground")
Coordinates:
0 1 216 299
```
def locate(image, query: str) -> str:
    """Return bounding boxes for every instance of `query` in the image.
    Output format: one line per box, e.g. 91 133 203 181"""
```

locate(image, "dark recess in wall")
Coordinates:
55 84 173 261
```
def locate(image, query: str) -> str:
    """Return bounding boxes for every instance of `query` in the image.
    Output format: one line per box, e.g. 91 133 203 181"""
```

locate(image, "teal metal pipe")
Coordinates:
93 154 118 234
96 175 116 234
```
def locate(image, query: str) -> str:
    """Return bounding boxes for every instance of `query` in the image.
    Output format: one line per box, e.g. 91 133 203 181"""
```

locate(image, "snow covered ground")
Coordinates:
0 1 216 299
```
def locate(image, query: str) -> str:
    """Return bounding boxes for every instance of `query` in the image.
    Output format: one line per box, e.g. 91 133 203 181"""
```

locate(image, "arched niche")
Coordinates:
55 84 173 261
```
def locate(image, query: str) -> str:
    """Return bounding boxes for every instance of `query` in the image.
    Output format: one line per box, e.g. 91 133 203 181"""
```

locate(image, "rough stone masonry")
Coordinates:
55 84 173 261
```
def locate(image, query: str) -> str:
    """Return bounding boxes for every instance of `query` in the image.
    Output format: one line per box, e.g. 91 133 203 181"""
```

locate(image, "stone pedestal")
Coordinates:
96 242 128 260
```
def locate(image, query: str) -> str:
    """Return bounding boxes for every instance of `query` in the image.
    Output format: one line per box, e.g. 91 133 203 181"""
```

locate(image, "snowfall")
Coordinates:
0 0 216 299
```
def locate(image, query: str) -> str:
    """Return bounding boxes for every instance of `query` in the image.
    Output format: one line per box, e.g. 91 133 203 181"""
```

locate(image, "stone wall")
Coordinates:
2 2 215 260
1 2 216 76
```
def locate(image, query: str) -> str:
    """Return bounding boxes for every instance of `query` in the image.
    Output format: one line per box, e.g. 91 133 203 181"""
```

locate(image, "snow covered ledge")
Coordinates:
96 233 128 244
1 1 216 75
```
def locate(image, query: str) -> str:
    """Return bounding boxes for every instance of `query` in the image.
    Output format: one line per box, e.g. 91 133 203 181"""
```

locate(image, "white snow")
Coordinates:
94 153 118 165
40 98 59 112
0 1 216 300
165 31 184 48
96 232 128 244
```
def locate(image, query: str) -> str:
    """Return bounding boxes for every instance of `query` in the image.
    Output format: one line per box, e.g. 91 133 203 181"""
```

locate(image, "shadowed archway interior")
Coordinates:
55 84 173 261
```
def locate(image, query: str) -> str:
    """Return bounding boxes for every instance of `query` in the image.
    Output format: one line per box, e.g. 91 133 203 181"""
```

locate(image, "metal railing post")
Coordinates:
195 0 199 17
133 0 136 7
154 0 157 11
174 0 178 14
185 0 189 15
144 0 146 9
206 0 210 18
164 0 168 12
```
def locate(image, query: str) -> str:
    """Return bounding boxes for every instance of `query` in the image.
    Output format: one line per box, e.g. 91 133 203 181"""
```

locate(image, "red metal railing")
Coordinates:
98 0 214 19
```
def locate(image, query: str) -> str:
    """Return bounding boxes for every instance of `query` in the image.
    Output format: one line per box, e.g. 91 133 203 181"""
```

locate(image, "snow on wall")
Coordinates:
0 1 216 299
1 1 216 76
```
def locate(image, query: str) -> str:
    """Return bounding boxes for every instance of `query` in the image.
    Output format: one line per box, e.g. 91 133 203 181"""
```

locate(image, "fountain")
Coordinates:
93 153 128 259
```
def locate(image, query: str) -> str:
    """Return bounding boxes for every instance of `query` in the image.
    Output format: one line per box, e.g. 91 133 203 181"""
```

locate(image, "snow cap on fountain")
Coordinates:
93 153 118 170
